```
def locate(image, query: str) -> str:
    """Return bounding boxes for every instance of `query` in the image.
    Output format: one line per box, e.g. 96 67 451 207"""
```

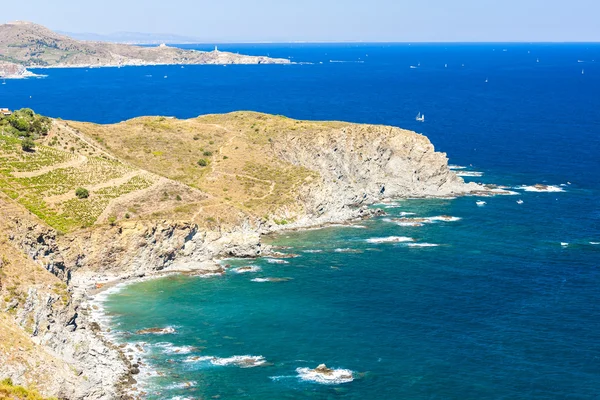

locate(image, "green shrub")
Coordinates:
203 151 213 157
75 188 89 199
197 159 208 167
21 137 35 151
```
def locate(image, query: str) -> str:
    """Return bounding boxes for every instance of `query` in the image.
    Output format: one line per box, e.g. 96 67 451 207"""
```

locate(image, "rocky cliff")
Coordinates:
0 62 39 78
0 111 487 398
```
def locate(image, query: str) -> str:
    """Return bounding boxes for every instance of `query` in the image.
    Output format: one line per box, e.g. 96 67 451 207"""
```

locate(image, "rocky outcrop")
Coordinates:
267 124 479 229
0 62 39 79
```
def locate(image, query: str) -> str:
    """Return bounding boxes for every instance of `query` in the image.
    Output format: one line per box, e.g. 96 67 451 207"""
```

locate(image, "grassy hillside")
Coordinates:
0 379 56 400
0 110 338 232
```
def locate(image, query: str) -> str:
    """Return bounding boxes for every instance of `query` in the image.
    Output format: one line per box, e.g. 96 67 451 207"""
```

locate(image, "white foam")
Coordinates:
296 367 354 384
136 326 176 335
425 216 461 222
517 185 565 193
250 277 291 282
266 258 289 264
399 212 416 216
366 236 414 244
406 243 440 247
154 342 194 354
488 188 519 195
590 242 599 245
233 266 262 274
561 242 569 247
395 221 424 227
449 165 467 170
476 201 487 207
303 249 323 253
165 381 197 390
392 215 460 227
196 272 224 279
184 355 266 368
456 171 484 177
334 248 358 253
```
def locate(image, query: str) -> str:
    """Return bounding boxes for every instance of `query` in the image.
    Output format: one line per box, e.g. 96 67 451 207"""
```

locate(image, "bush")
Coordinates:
203 151 213 157
75 188 89 199
197 159 208 167
21 138 35 151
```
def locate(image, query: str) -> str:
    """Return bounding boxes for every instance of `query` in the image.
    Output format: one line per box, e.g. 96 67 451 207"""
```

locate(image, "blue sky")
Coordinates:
2 0 599 42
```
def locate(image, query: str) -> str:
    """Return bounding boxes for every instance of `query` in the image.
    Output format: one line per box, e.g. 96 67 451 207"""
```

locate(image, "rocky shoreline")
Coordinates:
0 62 44 79
0 111 506 398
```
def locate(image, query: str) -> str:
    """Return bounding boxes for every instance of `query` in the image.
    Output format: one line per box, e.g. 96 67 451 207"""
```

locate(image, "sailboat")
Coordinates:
415 112 425 122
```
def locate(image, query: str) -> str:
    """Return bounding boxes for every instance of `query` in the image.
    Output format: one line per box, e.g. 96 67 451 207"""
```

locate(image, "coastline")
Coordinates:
81 190 499 397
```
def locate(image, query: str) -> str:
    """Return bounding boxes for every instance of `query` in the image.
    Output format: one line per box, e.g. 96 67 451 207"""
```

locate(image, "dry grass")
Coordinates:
67 112 336 226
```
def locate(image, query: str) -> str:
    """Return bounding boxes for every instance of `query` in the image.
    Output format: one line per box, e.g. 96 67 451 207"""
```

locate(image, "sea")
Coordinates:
2 43 600 399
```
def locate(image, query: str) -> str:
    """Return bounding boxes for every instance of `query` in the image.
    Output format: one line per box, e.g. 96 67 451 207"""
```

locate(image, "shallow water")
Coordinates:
3 43 599 399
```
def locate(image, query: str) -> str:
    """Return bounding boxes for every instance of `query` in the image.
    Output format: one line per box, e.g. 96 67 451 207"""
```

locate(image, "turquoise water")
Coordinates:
101 183 599 399
3 43 599 398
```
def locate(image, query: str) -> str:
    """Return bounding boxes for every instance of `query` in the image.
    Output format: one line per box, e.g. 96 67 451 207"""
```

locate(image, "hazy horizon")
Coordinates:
2 0 600 42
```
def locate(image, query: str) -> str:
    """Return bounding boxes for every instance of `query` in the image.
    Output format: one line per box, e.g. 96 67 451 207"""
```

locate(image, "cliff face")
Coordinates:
0 112 484 399
0 62 37 78
268 123 479 228
0 202 127 399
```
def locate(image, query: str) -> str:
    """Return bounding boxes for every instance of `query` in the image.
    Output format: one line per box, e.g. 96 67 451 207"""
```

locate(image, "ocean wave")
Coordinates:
399 212 416 216
448 165 467 170
296 365 354 384
394 221 424 227
591 242 599 245
184 355 266 368
165 381 197 390
196 272 225 279
426 216 461 222
406 243 440 248
488 188 519 195
251 277 293 283
517 184 565 193
366 236 414 244
233 266 262 274
303 249 323 253
154 342 195 354
266 258 289 264
136 326 176 335
391 215 460 226
456 171 484 177
333 248 363 253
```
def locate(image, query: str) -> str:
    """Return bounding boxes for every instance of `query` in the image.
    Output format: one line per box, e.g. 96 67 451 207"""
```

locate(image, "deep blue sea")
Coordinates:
2 44 599 399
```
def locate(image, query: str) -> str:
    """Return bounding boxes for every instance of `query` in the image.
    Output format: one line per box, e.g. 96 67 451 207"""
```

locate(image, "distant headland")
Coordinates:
0 21 292 78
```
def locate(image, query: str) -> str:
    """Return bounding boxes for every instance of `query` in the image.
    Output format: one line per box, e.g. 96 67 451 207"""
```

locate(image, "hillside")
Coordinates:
0 21 291 68
0 109 485 398
1 110 477 234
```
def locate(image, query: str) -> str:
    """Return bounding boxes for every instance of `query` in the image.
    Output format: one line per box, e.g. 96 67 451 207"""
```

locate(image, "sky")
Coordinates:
2 0 599 42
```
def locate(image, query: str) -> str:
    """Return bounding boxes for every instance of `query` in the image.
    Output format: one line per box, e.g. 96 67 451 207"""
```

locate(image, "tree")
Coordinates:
75 187 89 199
21 138 35 151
